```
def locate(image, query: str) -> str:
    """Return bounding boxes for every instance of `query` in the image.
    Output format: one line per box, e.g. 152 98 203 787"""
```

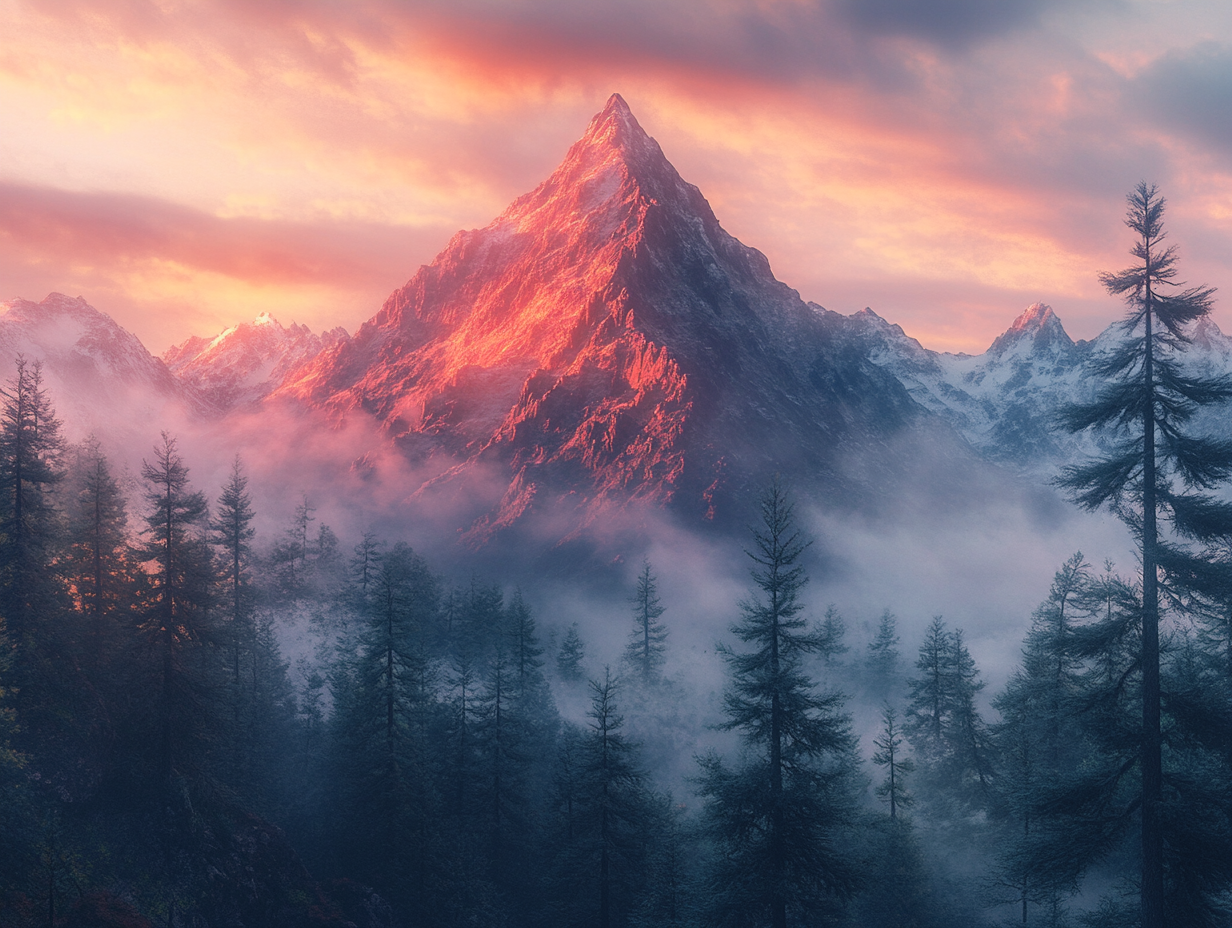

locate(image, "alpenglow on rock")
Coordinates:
164 313 346 410
274 94 933 536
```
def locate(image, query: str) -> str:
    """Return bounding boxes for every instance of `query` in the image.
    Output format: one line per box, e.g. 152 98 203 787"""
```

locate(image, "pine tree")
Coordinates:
550 669 650 928
623 561 668 685
697 479 860 928
872 703 914 821
210 456 256 761
506 589 545 690
905 618 993 812
865 609 901 693
817 605 848 668
558 623 586 682
271 494 315 598
62 437 137 677
1057 183 1232 928
989 555 1092 926
474 648 525 894
329 542 442 913
0 358 65 673
134 433 218 791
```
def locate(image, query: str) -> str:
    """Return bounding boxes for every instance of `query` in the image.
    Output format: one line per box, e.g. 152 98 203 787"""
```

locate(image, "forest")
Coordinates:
3 184 1232 928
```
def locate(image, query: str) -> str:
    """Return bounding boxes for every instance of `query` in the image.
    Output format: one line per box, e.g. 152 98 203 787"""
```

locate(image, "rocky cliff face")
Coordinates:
276 94 928 536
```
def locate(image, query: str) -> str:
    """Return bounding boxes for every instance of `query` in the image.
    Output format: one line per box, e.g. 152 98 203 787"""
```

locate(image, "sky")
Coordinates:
3 0 1232 355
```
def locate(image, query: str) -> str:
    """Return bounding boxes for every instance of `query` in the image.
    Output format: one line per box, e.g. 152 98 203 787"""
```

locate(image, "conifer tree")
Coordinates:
866 609 901 692
860 705 932 928
905 617 993 811
1057 183 1232 928
62 437 136 676
623 561 668 685
135 432 218 791
330 542 441 912
0 358 65 662
989 556 1092 926
697 479 860 928
506 589 546 690
558 623 586 682
817 605 848 668
872 703 914 821
474 647 534 905
550 669 649 928
210 456 256 704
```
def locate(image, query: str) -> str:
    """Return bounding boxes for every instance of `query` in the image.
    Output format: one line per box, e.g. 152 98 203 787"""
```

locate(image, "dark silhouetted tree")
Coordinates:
623 561 668 685
873 703 914 822
866 609 901 694
135 432 218 791
558 622 586 682
697 479 861 928
1057 182 1232 928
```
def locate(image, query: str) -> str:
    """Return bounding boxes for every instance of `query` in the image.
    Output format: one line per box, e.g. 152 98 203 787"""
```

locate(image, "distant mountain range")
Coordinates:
5 95 1232 542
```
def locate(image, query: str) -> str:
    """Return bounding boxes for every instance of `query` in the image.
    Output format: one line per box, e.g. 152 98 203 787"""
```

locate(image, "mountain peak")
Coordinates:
988 302 1073 356
493 94 677 233
579 93 644 149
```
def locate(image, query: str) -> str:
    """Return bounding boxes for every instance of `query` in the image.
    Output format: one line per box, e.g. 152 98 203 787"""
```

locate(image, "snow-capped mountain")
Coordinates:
0 293 207 441
838 303 1093 468
844 302 1232 473
275 94 944 537
164 313 346 410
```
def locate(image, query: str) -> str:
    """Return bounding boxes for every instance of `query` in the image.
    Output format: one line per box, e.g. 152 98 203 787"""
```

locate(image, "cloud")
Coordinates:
837 0 1057 50
0 181 447 288
1135 42 1232 156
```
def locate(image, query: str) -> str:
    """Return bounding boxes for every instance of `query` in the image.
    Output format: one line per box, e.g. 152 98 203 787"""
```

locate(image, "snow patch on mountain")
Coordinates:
0 293 206 442
846 301 1232 474
165 314 347 409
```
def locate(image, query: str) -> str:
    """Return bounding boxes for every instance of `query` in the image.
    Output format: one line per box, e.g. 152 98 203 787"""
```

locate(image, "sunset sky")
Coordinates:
3 0 1232 354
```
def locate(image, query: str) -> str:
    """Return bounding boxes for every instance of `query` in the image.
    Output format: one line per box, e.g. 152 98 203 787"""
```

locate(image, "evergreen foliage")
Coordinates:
697 479 860 928
1056 183 1232 927
872 703 914 821
7 343 1232 926
134 432 218 791
558 622 586 682
905 617 993 813
817 605 848 667
866 608 901 693
622 560 668 685
549 669 651 928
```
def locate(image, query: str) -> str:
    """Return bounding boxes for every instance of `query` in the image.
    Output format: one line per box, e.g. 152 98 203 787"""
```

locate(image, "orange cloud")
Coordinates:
3 0 1232 356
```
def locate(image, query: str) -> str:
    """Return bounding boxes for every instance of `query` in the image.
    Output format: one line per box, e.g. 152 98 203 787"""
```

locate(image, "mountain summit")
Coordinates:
278 96 932 537
987 302 1074 357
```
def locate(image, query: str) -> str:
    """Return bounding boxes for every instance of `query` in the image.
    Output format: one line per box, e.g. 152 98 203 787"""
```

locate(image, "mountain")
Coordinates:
840 302 1093 468
0 292 207 441
275 94 945 538
846 302 1232 472
164 313 347 410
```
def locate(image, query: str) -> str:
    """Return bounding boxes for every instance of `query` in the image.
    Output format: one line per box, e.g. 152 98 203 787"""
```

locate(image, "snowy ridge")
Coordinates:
164 313 347 410
844 302 1232 473
0 293 209 441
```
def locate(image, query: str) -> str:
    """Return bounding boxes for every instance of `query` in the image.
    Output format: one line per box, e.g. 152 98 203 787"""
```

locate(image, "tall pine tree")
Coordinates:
697 479 860 927
1057 183 1232 927
623 561 668 685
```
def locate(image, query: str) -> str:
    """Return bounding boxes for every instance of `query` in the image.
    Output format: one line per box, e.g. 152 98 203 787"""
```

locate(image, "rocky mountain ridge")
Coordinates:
9 97 1232 545
840 301 1232 472
164 312 347 409
0 292 209 441
271 93 936 536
